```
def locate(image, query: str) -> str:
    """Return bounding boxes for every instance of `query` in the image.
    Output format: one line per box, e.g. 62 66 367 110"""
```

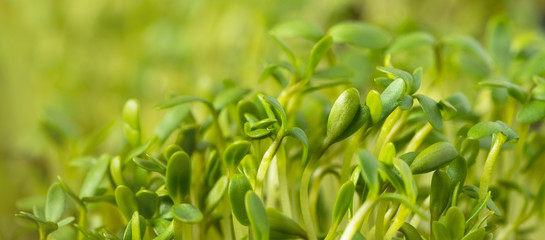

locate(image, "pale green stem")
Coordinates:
404 123 433 152
232 215 248 240
341 126 366 181
255 133 284 196
375 202 388 240
277 144 292 217
221 198 234 240
324 222 339 240
300 166 318 240
479 133 507 200
384 205 411 240
77 208 87 240
300 144 329 240
173 219 183 240
340 200 376 240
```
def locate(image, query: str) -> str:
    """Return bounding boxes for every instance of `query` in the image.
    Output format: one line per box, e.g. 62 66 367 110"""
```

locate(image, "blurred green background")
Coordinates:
1 0 544 238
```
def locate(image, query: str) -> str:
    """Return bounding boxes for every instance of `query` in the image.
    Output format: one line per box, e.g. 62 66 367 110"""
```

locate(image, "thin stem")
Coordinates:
277 144 292 217
255 133 284 196
404 123 434 152
300 144 329 240
479 133 507 200
384 205 410 240
77 208 87 240
340 200 377 240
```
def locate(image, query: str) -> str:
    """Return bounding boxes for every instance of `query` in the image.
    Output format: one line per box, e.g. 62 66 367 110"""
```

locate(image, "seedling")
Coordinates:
15 16 545 240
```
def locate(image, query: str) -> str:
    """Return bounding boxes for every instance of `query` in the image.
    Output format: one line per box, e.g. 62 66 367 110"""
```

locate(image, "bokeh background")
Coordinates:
1 0 545 238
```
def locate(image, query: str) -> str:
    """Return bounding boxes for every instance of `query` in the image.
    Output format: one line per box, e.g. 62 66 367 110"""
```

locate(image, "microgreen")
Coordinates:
16 16 545 240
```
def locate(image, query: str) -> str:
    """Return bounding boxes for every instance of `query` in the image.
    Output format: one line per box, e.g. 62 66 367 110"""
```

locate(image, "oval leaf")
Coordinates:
45 183 66 222
229 174 253 226
245 192 269 240
411 142 458 174
166 151 191 203
329 22 391 49
415 94 443 131
172 203 203 223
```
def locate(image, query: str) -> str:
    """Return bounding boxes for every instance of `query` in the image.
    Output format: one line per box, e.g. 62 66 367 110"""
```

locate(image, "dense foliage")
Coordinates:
14 17 545 240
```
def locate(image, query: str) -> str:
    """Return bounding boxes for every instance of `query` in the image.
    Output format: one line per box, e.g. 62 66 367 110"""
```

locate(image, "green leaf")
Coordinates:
445 93 472 115
400 95 414 110
486 16 512 71
432 221 452 240
303 79 352 93
375 77 394 89
399 223 423 240
154 105 190 143
284 127 309 166
271 19 324 41
357 150 379 198
166 151 191 203
123 99 141 147
444 207 465 240
415 94 443 131
517 100 545 123
394 158 418 199
133 156 165 174
467 121 519 143
136 190 159 219
411 142 458 174
443 35 492 70
365 90 382 124
251 118 277 130
461 228 486 240
45 183 66 222
399 152 419 166
156 95 210 109
237 100 261 130
329 22 391 49
326 88 361 144
379 142 396 165
380 78 405 120
57 216 75 227
115 185 138 221
387 32 437 54
304 35 333 79
466 192 491 225
163 144 183 161
213 88 251 110
205 176 229 214
224 141 251 170
412 67 423 93
460 138 480 166
56 176 84 209
313 65 354 79
331 181 355 227
175 124 199 155
438 100 458 120
171 204 203 223
267 208 307 239
333 105 370 143
446 156 467 190
269 33 298 72
245 126 271 139
478 80 527 103
377 67 414 94
260 95 287 128
229 174 253 226
245 192 269 240
531 80 545 101
80 154 110 198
